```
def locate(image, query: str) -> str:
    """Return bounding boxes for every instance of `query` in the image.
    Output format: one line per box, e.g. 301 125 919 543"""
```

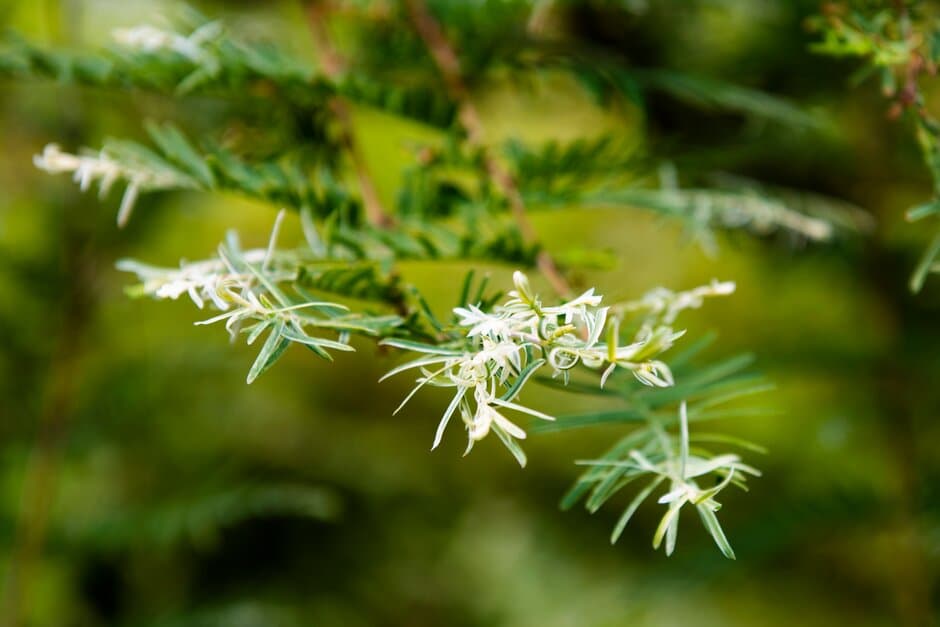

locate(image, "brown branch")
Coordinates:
305 0 393 228
404 0 572 298
886 0 934 121
0 6 93 623
526 0 556 36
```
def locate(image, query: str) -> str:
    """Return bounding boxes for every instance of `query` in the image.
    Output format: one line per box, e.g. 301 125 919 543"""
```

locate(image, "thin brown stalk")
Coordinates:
404 0 572 298
305 0 393 228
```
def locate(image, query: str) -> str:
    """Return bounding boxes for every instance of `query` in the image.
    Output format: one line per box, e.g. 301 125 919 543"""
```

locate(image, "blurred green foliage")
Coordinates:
0 1 938 626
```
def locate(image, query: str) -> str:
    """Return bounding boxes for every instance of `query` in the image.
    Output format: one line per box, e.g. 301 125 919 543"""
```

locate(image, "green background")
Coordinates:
0 1 938 625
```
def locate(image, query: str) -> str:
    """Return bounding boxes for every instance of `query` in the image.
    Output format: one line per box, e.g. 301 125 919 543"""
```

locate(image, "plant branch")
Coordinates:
305 0 393 229
0 232 94 627
404 0 572 298
305 0 411 318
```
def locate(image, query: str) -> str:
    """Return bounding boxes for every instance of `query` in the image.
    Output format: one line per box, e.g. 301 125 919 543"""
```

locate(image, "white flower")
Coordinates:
116 250 270 310
112 21 222 66
34 143 192 227
542 287 603 324
34 144 119 193
454 305 516 341
619 279 736 324
579 402 760 557
632 360 674 387
381 271 714 465
34 144 140 223
381 328 551 466
465 385 527 443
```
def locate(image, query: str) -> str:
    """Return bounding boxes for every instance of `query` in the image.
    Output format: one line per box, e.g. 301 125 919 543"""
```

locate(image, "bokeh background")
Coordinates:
1 1 939 625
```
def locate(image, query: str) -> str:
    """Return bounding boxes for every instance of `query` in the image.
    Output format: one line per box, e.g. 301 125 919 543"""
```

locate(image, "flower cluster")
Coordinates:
33 143 193 227
381 272 693 466
112 21 222 67
579 403 760 558
118 213 402 383
117 252 270 311
618 279 736 325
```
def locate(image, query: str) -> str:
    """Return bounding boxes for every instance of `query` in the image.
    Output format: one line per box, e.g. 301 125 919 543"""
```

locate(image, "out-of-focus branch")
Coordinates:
1 235 94 627
527 0 556 35
305 0 393 228
404 0 572 298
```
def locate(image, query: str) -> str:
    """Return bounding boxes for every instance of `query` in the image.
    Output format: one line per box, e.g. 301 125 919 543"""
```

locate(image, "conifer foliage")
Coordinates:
811 0 940 291
2 0 869 562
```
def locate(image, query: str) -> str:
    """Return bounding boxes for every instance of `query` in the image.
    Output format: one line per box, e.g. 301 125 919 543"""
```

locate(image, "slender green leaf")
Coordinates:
247 320 290 384
697 504 736 559
611 476 665 544
499 358 546 402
